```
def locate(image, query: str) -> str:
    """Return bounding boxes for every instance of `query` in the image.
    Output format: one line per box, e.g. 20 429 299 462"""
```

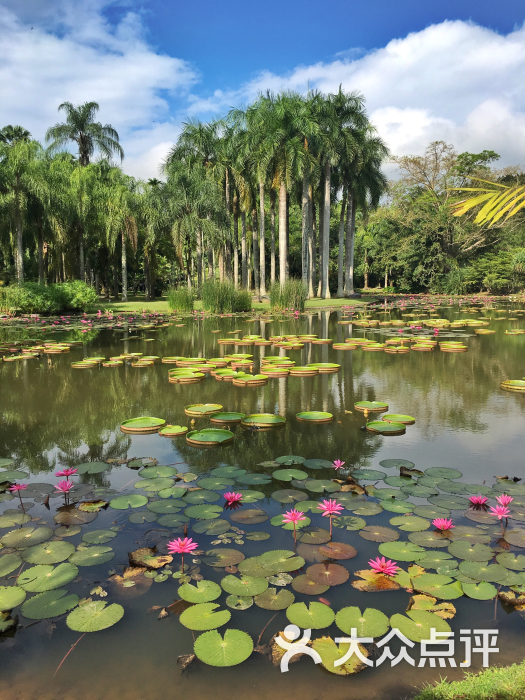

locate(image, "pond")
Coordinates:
1 301 525 700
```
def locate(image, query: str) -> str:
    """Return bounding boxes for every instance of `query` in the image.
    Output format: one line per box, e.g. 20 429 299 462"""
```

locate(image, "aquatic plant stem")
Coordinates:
54 633 86 678
18 492 25 514
257 613 279 646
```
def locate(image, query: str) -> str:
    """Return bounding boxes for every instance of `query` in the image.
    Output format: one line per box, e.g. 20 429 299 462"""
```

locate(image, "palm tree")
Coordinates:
0 125 32 144
451 179 525 226
104 170 138 301
46 102 124 166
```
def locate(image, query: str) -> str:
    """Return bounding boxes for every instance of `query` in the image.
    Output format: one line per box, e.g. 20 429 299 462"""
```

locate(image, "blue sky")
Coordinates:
1 0 525 177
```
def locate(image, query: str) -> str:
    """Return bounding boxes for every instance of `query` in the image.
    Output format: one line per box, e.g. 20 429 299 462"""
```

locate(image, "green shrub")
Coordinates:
0 281 98 315
414 660 525 700
269 279 308 312
167 286 195 312
201 280 252 313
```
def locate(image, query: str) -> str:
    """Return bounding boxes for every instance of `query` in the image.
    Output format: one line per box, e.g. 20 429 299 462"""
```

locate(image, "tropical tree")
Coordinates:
46 102 124 166
0 125 31 144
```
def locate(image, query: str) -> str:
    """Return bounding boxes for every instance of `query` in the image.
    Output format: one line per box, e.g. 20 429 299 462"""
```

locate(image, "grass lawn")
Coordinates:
413 661 525 700
90 294 369 314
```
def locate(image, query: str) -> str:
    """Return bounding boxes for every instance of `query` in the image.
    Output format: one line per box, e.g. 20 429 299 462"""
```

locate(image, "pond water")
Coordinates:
1 302 525 700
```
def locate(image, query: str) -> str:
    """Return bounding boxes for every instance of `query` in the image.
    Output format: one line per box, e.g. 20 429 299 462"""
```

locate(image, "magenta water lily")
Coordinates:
369 556 400 577
432 518 455 531
9 483 28 514
282 508 307 545
167 536 199 572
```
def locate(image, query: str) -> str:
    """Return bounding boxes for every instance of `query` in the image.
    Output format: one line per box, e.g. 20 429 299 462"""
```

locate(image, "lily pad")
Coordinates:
355 401 388 412
237 557 270 578
211 466 247 478
221 575 268 597
0 585 26 611
416 552 454 569
82 530 117 545
0 512 32 528
448 526 491 544
275 455 305 465
390 610 451 643
158 487 188 500
413 505 451 519
428 495 469 510
178 580 222 603
179 603 231 630
333 516 366 531
271 514 311 530
291 575 329 595
183 489 220 504
273 469 308 482
295 527 331 545
379 500 414 513
129 547 172 569
193 628 253 667
383 414 415 425
447 541 494 562
157 514 190 527
139 465 178 478
306 563 349 586
351 570 401 592
302 479 341 494
236 490 265 503
53 508 98 526
1 526 53 549
409 531 450 548
312 636 370 676
18 563 79 592
367 421 406 435
23 541 75 565
66 601 124 632
303 459 333 470
379 459 415 469
254 587 294 610
272 489 308 504
68 546 115 567
496 552 525 570
359 526 399 543
186 429 234 446
236 474 272 485
21 589 79 620
128 511 158 524
425 468 462 480
0 553 22 576
458 561 508 583
192 519 231 535
318 542 357 560
389 516 430 532
286 601 335 629
230 509 269 524
202 549 245 568
197 477 235 490
503 530 525 548
335 606 390 637
75 462 111 475
109 495 148 510
246 531 270 541
378 541 426 562
258 550 305 574
184 504 223 520
146 501 183 514
352 503 384 516
462 582 497 600
412 574 463 600
352 469 387 480
135 477 175 492
402 485 439 498
0 470 30 482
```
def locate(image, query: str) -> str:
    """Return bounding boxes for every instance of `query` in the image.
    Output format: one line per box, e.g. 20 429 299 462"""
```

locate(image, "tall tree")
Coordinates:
46 102 124 166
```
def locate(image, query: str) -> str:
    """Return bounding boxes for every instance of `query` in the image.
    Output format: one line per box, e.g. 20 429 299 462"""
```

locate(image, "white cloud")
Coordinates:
0 1 197 178
187 20 525 167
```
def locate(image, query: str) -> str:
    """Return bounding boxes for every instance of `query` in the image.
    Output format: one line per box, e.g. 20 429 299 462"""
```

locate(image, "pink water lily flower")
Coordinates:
490 505 510 520
8 483 28 492
55 468 78 478
469 494 488 507
282 508 306 545
432 518 455 531
496 494 513 507
332 459 345 471
224 492 243 508
167 537 199 572
317 499 344 538
369 556 400 577
55 480 74 494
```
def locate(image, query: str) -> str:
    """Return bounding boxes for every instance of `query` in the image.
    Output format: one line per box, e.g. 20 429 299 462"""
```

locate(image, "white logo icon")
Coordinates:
274 625 322 672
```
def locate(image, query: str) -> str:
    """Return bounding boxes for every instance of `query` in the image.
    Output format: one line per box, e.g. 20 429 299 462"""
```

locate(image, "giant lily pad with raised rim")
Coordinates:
66 601 124 632
0 586 26 611
286 601 335 629
390 610 451 643
184 404 223 417
367 421 406 436
296 411 333 423
193 629 253 667
241 414 286 428
21 589 79 620
120 417 166 434
354 401 389 412
335 606 390 637
186 429 234 447
210 412 246 424
179 603 231 630
178 580 222 603
221 575 269 597
383 414 415 425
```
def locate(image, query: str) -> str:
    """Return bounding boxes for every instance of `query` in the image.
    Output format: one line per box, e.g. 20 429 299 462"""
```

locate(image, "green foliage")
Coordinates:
167 286 195 312
269 279 308 312
200 279 251 313
0 281 97 314
414 660 525 700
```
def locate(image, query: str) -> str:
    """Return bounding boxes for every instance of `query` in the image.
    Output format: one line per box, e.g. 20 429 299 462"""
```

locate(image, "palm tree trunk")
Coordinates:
317 193 323 297
37 218 44 285
241 211 247 288
337 187 347 297
259 182 266 297
286 192 290 279
344 193 356 296
270 189 276 285
78 225 85 282
364 249 369 289
196 231 202 286
121 231 128 301
225 170 232 277
308 190 315 298
113 256 119 300
15 209 24 284
144 248 151 299
233 195 239 286
279 180 287 287
301 174 310 288
207 243 213 279
252 208 260 300
321 160 331 299
218 248 225 282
